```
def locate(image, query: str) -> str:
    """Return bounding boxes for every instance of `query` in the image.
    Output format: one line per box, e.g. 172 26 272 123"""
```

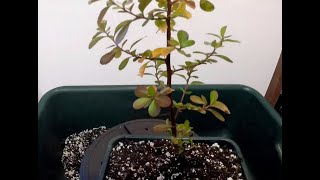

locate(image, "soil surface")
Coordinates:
106 139 245 180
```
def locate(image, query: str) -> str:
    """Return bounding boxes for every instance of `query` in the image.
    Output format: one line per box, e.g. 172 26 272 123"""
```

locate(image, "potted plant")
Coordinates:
76 0 248 179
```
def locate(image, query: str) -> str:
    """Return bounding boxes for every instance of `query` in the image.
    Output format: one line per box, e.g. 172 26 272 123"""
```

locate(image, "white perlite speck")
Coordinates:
227 177 233 180
145 162 150 166
212 143 220 148
157 173 165 180
165 152 171 157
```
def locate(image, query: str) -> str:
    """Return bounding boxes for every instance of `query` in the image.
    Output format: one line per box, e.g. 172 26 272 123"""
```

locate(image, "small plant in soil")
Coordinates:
87 0 241 179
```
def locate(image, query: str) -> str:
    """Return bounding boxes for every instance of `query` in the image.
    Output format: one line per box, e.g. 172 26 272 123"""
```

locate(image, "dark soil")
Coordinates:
106 139 245 180
61 126 108 180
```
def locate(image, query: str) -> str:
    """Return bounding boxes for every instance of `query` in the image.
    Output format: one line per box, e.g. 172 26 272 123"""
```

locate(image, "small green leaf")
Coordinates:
182 40 195 48
133 97 152 109
130 36 146 50
138 0 152 12
207 109 225 122
190 81 205 85
148 86 157 96
175 74 186 80
171 136 178 144
92 32 102 39
89 36 105 49
168 39 180 46
97 6 110 25
224 39 241 43
114 48 122 58
201 95 208 106
220 26 227 38
210 90 218 104
121 39 128 47
190 95 205 104
115 23 130 45
142 19 149 26
214 55 233 63
200 0 215 12
207 33 221 39
100 51 116 65
148 100 161 117
118 57 130 70
177 30 189 45
114 20 131 35
186 91 192 95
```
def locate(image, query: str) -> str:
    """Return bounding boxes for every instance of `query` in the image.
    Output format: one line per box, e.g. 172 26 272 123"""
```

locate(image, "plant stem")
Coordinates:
174 73 191 119
165 0 176 137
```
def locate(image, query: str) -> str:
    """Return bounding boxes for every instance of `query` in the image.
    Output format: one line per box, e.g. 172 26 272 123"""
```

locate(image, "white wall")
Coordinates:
38 0 282 100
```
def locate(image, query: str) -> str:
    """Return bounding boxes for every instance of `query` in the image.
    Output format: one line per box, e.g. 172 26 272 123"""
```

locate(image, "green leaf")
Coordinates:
200 0 215 12
148 86 156 96
214 55 233 63
88 0 100 5
97 6 110 25
220 26 227 37
207 109 225 122
171 136 179 144
177 30 189 45
168 39 180 46
114 20 132 36
182 40 195 48
148 100 161 117
114 48 122 58
177 49 191 57
186 91 192 95
190 81 205 85
121 39 128 47
130 36 146 50
204 41 211 45
155 19 167 32
207 33 221 39
190 95 205 104
201 95 208 106
138 0 152 12
133 97 152 109
193 51 208 56
100 51 116 65
142 19 149 26
210 90 218 104
115 23 130 45
175 73 186 80
224 39 241 43
209 101 231 114
118 57 130 70
92 32 102 39
89 36 105 49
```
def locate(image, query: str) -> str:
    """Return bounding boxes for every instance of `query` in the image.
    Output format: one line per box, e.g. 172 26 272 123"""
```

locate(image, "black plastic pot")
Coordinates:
97 135 250 180
38 85 282 180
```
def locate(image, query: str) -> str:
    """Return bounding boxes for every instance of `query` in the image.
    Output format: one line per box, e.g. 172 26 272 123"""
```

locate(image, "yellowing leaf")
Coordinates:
135 86 148 97
186 0 196 9
160 87 175 95
138 62 150 77
152 47 175 58
172 1 192 19
138 56 146 63
133 97 152 109
156 95 171 107
155 19 167 33
207 109 225 122
153 124 170 133
209 101 231 114
190 95 205 104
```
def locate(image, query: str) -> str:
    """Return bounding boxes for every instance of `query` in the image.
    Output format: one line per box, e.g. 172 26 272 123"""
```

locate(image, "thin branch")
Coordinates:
105 35 166 61
173 47 217 73
174 71 192 120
